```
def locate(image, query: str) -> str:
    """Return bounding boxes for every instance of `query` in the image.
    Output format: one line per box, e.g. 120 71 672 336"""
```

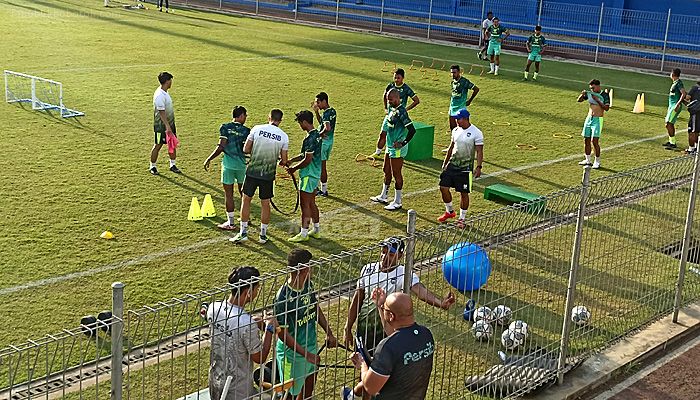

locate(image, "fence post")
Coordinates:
427 0 434 40
256 0 259 15
557 166 591 384
404 210 417 294
294 0 298 21
479 0 486 48
661 8 671 72
673 152 700 322
594 3 604 63
335 0 340 27
219 0 222 10
379 0 385 32
537 0 543 25
110 282 125 400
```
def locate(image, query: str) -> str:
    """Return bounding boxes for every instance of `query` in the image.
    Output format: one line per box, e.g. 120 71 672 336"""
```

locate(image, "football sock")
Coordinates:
594 156 600 164
300 227 309 237
240 221 248 235
495 65 500 74
533 72 539 79
459 209 468 220
669 135 677 145
375 148 383 156
394 189 402 204
150 162 157 169
313 222 320 233
260 223 268 237
523 71 528 79
585 154 591 163
381 184 389 198
445 202 454 213
321 182 328 193
490 63 495 72
169 159 176 167
227 212 235 225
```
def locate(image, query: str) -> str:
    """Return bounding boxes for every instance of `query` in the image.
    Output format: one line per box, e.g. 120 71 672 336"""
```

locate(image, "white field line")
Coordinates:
0 133 666 296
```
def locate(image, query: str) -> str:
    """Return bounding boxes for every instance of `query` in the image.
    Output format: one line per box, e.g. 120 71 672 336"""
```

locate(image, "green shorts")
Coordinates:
386 144 408 159
221 167 245 185
582 115 603 138
277 349 317 396
299 175 320 194
449 104 467 117
487 41 501 56
528 53 542 62
321 139 333 161
666 103 683 124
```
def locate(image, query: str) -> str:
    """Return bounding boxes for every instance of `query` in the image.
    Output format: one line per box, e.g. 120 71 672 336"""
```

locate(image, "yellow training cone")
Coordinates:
100 231 114 240
201 194 216 218
632 93 645 114
188 197 203 221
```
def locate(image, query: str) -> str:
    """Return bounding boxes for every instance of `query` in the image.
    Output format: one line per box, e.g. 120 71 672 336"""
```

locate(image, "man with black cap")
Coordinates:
437 109 484 226
341 237 455 400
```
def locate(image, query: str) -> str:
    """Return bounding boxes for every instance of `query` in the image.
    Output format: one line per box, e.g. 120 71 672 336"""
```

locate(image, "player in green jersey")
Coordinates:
204 106 250 230
274 249 337 400
449 65 480 130
485 18 509 75
287 111 323 243
312 92 336 197
373 69 420 158
524 26 546 81
370 89 417 211
664 68 687 149
577 79 610 169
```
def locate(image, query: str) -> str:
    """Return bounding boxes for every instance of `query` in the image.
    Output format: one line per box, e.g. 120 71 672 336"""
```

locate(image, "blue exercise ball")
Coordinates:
442 242 492 292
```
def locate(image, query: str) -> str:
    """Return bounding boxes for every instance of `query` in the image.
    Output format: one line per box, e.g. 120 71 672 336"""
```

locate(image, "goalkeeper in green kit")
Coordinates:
524 25 546 81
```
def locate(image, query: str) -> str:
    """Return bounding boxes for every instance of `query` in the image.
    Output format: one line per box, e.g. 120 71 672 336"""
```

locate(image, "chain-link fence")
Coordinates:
164 0 700 76
3 154 700 400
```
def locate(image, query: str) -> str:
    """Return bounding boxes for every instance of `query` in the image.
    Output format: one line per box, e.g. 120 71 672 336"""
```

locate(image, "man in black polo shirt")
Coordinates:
347 290 434 400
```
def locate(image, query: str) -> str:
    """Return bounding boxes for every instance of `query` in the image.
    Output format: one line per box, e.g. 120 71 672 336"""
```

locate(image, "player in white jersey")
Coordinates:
230 109 289 245
478 11 494 60
149 72 180 175
438 109 484 226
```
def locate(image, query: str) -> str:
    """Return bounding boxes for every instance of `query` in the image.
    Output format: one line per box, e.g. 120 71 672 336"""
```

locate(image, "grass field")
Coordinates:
0 0 694 352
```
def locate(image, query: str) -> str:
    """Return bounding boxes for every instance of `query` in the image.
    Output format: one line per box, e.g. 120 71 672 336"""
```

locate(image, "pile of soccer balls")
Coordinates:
470 304 591 350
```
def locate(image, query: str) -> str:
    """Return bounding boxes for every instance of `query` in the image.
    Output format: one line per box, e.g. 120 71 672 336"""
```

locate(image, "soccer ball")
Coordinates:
571 305 591 326
501 328 526 350
492 305 512 326
508 320 529 337
473 306 493 323
471 320 493 341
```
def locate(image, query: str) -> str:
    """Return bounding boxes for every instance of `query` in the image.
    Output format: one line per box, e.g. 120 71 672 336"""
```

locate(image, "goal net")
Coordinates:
4 70 84 118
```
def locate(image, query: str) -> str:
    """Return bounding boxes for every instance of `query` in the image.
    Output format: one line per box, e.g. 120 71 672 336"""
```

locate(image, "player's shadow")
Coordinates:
178 172 225 196
114 3 239 27
326 196 406 231
4 1 45 13
480 160 571 191
10 102 104 136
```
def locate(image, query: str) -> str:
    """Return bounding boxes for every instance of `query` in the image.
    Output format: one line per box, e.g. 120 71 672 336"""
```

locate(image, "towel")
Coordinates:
166 132 179 154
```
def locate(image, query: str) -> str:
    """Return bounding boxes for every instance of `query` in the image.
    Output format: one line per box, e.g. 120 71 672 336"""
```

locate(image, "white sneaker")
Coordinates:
370 195 389 204
578 159 592 165
592 161 601 169
384 202 402 211
487 70 495 74
494 71 499 76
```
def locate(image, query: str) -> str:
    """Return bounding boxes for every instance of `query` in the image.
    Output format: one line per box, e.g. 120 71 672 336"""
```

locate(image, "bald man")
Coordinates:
347 289 434 400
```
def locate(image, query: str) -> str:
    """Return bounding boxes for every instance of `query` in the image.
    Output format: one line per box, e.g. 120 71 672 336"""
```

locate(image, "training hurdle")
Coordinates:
484 184 547 213
381 60 396 73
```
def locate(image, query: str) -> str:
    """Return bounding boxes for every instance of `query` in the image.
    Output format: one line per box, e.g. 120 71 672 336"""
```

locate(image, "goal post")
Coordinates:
4 70 84 118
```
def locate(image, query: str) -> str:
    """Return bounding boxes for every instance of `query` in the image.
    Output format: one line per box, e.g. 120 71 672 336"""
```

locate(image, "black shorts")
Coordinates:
242 176 274 200
154 129 176 145
439 166 473 193
690 113 699 134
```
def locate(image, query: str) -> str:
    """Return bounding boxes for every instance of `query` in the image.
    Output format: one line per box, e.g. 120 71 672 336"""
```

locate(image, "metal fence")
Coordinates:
3 154 700 400
165 0 700 76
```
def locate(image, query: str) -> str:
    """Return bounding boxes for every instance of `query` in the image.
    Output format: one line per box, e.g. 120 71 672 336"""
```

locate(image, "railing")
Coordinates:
3 154 700 400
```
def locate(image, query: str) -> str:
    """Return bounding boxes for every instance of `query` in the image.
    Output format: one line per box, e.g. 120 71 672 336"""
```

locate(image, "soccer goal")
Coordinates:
4 70 84 118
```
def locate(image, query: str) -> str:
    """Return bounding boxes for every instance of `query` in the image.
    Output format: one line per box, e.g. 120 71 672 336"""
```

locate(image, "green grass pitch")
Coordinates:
0 0 692 350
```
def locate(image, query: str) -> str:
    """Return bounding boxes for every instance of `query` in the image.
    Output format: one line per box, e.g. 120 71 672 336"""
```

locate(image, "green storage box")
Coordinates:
405 121 435 161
